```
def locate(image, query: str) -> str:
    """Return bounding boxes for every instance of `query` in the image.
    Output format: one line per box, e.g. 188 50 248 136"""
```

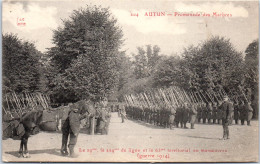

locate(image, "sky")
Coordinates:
2 0 259 57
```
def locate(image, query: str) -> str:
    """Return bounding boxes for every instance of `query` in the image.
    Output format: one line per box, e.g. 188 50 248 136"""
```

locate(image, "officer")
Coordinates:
221 96 233 140
61 104 88 157
189 103 197 129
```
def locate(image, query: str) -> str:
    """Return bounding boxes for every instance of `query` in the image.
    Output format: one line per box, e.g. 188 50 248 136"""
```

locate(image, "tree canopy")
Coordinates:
47 6 124 103
2 33 43 93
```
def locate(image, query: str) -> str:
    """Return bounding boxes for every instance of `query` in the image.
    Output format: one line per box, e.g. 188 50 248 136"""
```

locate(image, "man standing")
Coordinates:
182 103 189 129
245 101 253 126
234 101 240 124
217 101 223 124
202 103 207 124
197 103 202 123
212 102 218 124
221 96 233 140
61 104 88 157
120 103 127 123
169 107 176 130
189 103 197 129
174 106 181 128
239 101 246 125
207 102 213 124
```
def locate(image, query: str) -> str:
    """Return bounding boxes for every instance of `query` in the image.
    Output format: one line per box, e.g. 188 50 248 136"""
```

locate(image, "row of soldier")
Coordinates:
124 99 254 130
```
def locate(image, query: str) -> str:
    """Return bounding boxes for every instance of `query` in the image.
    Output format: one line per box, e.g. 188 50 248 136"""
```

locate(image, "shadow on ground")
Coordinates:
177 134 220 140
5 148 62 158
128 118 167 129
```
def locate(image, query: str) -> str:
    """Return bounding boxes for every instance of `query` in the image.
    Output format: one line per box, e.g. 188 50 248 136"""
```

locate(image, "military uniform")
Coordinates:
169 108 176 130
182 105 189 129
197 104 202 123
217 102 223 124
245 102 253 126
202 104 208 124
233 103 240 124
239 102 246 125
61 108 87 157
175 107 181 128
207 103 213 124
120 104 127 123
189 104 197 129
212 103 218 124
221 99 233 140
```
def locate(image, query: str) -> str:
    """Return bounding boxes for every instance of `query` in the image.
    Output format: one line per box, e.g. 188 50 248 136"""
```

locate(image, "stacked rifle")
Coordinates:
3 92 50 117
124 86 248 110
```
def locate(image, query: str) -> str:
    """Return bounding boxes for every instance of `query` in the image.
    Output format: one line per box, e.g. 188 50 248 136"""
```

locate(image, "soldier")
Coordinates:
182 103 189 129
162 108 169 128
189 103 197 129
61 104 88 157
230 100 234 125
239 101 246 125
119 103 126 123
117 104 121 117
212 102 218 124
245 101 253 126
217 101 223 124
98 98 109 135
175 105 182 128
202 103 207 124
105 108 111 134
197 103 202 123
233 101 240 124
207 102 213 124
169 107 176 130
221 96 233 140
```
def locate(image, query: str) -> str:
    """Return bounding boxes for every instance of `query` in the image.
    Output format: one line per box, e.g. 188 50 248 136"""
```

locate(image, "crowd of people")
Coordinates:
2 93 255 158
124 96 254 131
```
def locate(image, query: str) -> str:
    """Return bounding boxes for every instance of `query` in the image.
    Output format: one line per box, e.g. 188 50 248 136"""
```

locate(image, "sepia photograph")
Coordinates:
2 0 259 162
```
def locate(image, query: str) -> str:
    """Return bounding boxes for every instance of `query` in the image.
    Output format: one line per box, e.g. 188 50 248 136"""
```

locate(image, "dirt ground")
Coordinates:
2 112 259 162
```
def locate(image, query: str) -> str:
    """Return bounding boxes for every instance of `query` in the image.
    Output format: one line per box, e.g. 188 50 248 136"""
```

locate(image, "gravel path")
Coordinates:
2 112 258 162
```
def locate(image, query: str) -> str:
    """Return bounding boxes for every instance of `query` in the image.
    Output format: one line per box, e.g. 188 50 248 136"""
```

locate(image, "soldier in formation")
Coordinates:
124 93 254 130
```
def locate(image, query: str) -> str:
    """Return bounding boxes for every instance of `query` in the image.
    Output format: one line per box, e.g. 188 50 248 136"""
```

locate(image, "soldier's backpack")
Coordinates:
39 110 58 131
3 120 25 140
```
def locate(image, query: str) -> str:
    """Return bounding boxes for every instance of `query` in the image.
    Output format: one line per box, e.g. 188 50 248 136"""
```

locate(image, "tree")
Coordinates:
2 33 43 93
244 39 258 90
182 36 244 93
48 6 123 103
133 45 162 79
244 39 258 118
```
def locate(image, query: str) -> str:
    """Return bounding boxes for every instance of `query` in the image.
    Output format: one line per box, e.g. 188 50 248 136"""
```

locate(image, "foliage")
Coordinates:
244 39 258 117
47 6 123 103
2 33 43 93
152 36 245 95
132 45 162 79
182 36 244 93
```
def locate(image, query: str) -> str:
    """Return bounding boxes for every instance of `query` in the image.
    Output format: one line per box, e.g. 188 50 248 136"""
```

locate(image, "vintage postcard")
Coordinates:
2 0 259 162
